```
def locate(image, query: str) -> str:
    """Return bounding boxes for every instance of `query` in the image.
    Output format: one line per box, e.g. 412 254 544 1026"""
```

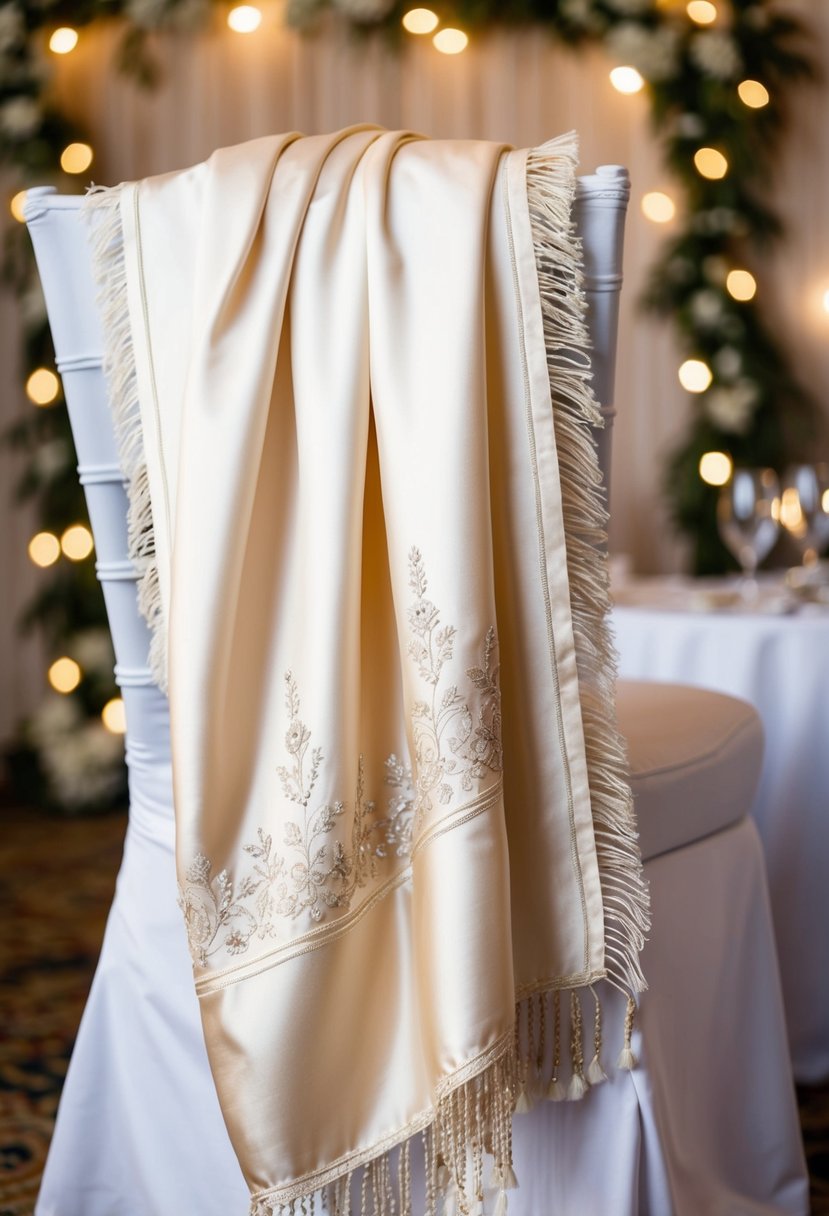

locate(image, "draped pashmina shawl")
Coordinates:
87 127 648 1216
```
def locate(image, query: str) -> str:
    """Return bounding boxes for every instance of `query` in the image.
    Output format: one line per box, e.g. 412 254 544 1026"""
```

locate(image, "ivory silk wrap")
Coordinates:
87 127 649 1215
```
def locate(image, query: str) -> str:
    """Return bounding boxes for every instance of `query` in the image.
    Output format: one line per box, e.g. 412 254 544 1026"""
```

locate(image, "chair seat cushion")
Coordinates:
616 680 764 862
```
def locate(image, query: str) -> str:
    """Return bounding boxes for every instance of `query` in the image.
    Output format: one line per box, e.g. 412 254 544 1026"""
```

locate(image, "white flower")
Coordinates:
690 30 742 80
0 4 23 53
33 438 71 479
332 0 394 22
674 112 705 140
692 207 739 235
714 345 742 380
72 629 115 674
689 289 724 328
0 96 41 139
561 0 604 30
29 694 82 744
606 22 680 81
704 380 759 434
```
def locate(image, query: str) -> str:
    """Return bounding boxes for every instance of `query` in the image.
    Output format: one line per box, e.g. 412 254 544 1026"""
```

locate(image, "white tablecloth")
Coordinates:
613 577 829 1082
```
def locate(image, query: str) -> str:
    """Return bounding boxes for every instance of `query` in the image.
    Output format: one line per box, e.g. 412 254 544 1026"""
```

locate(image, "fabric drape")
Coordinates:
87 126 648 1215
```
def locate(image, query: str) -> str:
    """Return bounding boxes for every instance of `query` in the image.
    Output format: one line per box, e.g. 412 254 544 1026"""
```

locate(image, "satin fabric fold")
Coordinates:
87 127 648 1214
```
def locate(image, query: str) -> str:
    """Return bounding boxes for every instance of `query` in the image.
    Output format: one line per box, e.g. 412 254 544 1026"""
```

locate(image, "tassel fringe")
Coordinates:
83 185 168 692
525 132 651 1003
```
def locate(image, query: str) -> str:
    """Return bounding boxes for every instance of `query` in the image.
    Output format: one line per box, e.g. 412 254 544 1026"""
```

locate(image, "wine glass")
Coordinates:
780 463 829 568
717 468 781 598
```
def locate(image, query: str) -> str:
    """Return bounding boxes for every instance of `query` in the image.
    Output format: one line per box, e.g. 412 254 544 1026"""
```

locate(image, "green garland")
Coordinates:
0 0 817 808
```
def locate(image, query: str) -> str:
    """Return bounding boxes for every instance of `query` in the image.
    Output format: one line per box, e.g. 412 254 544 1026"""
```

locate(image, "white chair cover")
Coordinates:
25 164 807 1216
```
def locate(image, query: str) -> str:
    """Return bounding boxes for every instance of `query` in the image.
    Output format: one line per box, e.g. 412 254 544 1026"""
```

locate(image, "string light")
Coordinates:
227 5 262 32
694 147 728 179
726 269 756 301
738 79 769 109
687 1 717 24
10 190 27 223
102 698 127 735
641 191 675 223
609 66 645 94
48 657 81 694
779 487 805 536
699 451 732 486
26 368 59 406
402 8 439 34
678 359 713 393
49 27 79 54
60 143 93 174
28 532 60 568
60 524 94 561
433 28 468 54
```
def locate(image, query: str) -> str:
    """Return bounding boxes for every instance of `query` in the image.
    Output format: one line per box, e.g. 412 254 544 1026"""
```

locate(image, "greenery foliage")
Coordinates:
0 0 818 806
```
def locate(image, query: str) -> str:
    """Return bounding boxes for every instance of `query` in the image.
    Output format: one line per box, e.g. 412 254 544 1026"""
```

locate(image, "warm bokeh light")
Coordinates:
641 191 676 223
28 531 61 568
60 142 93 175
726 269 757 301
822 288 829 314
699 451 733 486
402 8 439 34
779 487 805 536
433 27 468 54
61 524 94 561
10 190 27 223
678 359 713 393
227 5 262 32
48 657 81 694
49 26 79 54
822 489 829 513
102 697 127 735
687 1 717 24
26 367 60 406
610 66 645 94
694 147 728 179
738 79 770 109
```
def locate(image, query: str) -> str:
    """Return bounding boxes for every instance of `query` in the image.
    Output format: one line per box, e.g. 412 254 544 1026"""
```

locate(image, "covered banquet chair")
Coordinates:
25 153 808 1216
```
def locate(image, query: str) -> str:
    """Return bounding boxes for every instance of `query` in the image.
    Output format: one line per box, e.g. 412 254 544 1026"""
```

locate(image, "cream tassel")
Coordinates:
567 990 588 1101
617 996 638 1071
546 991 566 1101
493 1193 508 1216
586 986 608 1085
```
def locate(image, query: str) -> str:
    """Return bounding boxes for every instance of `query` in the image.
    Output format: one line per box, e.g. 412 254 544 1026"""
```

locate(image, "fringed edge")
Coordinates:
252 985 637 1216
83 185 168 692
525 133 651 1002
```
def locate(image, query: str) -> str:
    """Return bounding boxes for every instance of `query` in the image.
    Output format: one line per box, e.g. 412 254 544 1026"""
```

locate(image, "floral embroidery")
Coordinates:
406 547 502 828
178 550 501 966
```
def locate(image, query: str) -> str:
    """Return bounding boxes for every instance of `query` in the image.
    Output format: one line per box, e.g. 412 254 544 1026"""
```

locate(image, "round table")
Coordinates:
612 576 829 1083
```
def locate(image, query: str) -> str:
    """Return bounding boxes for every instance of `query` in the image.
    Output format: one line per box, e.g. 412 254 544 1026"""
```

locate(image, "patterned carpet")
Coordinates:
1 803 828 1215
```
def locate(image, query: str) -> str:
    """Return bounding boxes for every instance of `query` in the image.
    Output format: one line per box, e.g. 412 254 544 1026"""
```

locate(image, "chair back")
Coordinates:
24 163 628 753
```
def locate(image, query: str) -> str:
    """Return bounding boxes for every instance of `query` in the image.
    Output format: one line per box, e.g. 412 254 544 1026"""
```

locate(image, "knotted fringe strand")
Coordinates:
525 133 651 1003
83 186 168 692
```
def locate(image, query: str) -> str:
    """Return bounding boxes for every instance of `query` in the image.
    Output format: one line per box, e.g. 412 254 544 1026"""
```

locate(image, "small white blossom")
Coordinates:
714 345 742 380
33 439 71 479
705 380 759 434
689 289 724 328
0 97 41 139
692 207 739 236
690 30 742 80
606 22 680 81
674 112 705 140
332 0 394 21
0 4 23 53
561 0 604 30
72 629 115 674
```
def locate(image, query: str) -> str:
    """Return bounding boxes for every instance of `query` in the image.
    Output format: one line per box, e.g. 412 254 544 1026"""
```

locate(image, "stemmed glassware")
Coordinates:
717 468 781 599
779 463 829 568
